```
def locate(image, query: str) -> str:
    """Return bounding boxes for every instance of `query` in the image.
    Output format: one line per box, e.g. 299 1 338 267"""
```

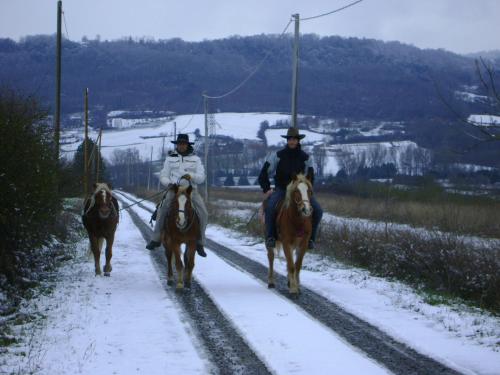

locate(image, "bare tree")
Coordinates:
435 57 500 152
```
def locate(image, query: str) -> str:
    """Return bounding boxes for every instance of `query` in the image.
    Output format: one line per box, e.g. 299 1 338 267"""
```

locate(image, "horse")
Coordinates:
162 182 200 290
267 174 313 294
82 182 119 276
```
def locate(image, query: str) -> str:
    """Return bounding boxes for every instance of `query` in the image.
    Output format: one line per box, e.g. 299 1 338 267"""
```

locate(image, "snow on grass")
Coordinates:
205 224 500 375
0 210 209 375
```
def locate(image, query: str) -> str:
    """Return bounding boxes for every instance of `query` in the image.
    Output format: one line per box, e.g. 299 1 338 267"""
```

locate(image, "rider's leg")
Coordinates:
265 189 285 241
191 190 208 257
148 190 174 247
309 196 323 246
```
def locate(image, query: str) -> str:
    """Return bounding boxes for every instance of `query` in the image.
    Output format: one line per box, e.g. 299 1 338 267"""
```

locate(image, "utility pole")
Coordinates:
95 128 102 183
173 121 177 139
291 13 300 129
54 0 62 160
83 88 89 196
203 94 209 201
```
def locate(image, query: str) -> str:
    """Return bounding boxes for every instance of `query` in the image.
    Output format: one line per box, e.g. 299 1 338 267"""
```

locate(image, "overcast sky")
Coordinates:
1 0 499 54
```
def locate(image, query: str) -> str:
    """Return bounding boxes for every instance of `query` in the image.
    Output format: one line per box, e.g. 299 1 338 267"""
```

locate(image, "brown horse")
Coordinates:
82 183 119 276
268 174 313 294
162 183 200 290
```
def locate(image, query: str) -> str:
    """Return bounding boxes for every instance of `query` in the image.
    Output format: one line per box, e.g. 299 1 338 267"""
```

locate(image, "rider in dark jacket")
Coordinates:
258 127 323 250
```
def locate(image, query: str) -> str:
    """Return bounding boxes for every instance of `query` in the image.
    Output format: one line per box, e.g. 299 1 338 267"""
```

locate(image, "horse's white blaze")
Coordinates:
101 189 106 204
178 194 187 226
297 182 311 216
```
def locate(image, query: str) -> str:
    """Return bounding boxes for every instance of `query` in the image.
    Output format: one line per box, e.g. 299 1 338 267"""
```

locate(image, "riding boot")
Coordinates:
196 243 207 257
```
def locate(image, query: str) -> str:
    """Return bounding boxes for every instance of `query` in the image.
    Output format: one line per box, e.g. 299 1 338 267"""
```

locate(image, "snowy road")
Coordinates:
115 191 467 375
3 191 497 375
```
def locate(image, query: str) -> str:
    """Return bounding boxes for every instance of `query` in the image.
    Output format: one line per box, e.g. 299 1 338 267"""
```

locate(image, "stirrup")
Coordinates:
265 237 276 249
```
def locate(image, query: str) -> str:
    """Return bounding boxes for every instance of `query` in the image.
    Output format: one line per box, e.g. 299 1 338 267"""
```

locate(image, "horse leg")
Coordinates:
267 248 275 288
103 234 114 277
174 244 184 290
184 241 196 289
294 243 307 292
165 241 174 286
90 236 102 276
283 242 298 294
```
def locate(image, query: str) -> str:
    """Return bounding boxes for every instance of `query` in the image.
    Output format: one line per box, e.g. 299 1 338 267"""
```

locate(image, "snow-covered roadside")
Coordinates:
206 225 500 375
0 210 209 375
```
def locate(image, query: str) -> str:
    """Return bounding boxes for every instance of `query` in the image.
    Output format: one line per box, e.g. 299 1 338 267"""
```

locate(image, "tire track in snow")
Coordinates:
116 193 272 375
120 192 460 375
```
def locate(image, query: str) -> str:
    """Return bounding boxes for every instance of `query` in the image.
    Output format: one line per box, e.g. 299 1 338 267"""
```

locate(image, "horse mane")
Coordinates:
93 182 112 195
84 183 114 215
285 174 312 207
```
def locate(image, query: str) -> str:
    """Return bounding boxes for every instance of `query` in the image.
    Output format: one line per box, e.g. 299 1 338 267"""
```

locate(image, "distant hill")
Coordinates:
0 34 491 121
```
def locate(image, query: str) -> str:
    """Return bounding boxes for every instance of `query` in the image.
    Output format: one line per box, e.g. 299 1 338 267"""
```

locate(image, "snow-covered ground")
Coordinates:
1 210 210 375
120 191 500 375
468 114 500 126
205 225 500 375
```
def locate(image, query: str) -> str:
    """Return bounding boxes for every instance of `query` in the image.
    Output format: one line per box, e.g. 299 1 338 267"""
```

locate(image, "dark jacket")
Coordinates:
258 145 314 192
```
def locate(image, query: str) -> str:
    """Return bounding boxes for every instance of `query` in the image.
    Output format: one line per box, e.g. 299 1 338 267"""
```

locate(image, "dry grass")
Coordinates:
210 188 500 239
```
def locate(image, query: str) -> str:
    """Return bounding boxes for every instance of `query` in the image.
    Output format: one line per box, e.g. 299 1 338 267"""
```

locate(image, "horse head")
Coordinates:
93 182 115 219
287 173 313 218
173 183 193 230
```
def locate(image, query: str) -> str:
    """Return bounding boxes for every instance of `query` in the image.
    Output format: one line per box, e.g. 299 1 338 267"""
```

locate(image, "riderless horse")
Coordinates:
82 183 119 276
267 174 313 294
162 180 200 290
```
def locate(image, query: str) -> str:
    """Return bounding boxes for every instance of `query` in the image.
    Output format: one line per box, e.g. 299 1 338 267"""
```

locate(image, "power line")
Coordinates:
300 0 365 21
203 18 293 100
62 10 70 39
178 97 203 132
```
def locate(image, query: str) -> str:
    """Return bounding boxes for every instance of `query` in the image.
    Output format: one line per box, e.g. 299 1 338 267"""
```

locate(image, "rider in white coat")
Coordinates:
146 134 208 257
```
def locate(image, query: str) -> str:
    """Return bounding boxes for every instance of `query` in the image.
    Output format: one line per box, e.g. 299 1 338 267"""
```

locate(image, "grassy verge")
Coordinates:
210 187 500 239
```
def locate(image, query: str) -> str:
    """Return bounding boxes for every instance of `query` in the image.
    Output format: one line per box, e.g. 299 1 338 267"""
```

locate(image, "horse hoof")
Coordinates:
175 285 184 292
184 282 191 289
104 272 111 277
167 280 174 286
95 271 102 276
268 283 275 289
287 280 290 288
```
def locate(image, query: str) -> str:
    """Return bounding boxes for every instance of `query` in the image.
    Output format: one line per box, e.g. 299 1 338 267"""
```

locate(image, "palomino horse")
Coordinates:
162 182 200 290
82 183 119 276
268 174 313 294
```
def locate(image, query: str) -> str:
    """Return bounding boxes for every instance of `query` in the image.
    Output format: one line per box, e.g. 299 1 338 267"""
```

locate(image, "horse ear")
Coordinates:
187 185 193 195
173 184 179 194
92 182 97 190
106 182 112 190
291 172 298 181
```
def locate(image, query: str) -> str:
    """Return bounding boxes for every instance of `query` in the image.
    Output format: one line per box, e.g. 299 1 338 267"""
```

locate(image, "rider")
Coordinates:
258 127 323 250
146 134 208 257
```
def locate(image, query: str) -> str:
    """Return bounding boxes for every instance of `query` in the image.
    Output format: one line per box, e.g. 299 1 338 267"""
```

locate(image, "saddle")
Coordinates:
262 198 305 238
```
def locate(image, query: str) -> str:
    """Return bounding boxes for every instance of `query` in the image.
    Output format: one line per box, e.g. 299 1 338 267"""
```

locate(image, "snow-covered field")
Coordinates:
468 114 500 126
61 112 290 162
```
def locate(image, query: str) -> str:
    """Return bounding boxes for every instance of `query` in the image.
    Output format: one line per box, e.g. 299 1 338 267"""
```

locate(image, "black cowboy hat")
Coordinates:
281 127 305 140
171 133 194 145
